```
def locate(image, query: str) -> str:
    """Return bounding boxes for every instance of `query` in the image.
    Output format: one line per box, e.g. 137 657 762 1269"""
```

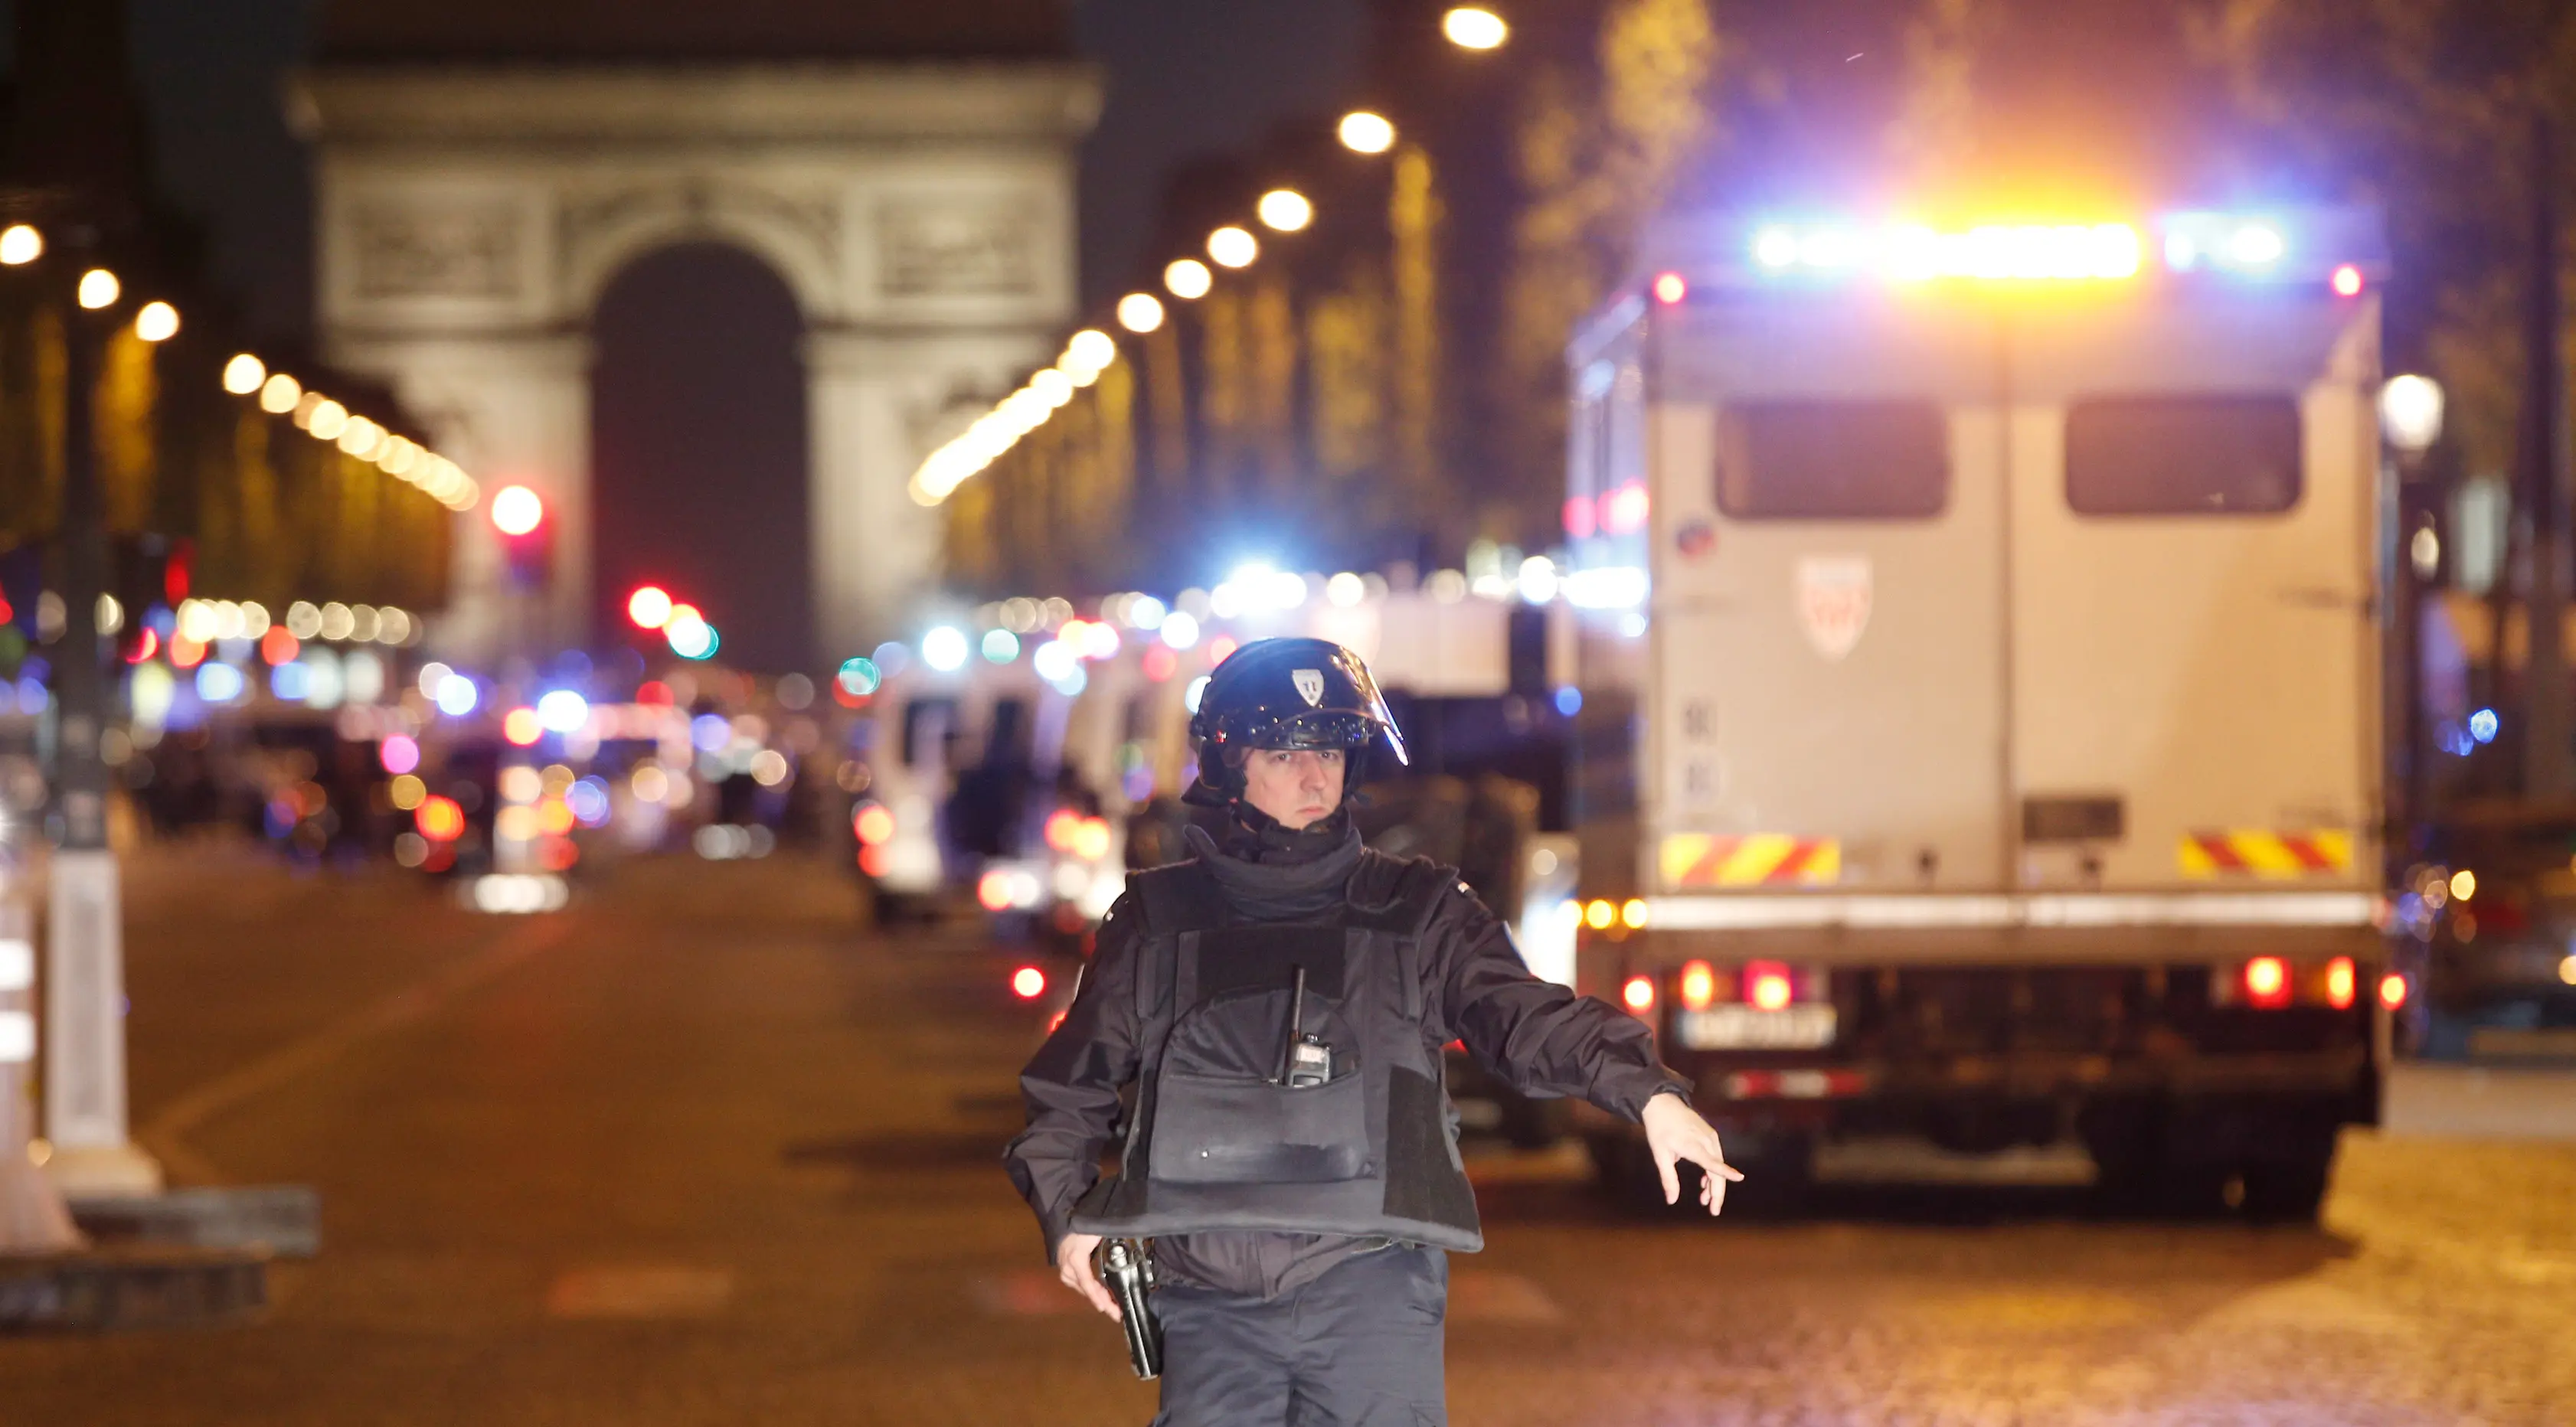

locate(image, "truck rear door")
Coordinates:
2006 295 2381 890
1648 290 2011 891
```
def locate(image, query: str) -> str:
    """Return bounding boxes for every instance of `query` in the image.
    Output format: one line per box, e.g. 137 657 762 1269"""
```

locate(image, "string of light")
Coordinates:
2 218 482 516
906 6 1512 508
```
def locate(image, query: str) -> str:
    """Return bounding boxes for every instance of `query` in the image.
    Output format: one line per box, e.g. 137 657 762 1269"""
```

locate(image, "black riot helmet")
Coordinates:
1185 637 1408 806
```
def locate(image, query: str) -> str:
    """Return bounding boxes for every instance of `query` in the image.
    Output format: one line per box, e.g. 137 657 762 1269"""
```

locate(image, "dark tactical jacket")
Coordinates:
1006 834 1688 1293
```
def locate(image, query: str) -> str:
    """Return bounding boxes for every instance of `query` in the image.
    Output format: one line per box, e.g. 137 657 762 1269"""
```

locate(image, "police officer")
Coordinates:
1006 637 1741 1425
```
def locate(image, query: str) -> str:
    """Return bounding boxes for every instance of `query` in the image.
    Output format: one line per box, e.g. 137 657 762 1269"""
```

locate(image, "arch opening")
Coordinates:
590 241 812 673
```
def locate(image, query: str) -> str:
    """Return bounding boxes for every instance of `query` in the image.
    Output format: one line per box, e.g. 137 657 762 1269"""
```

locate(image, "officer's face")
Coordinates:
1240 747 1345 829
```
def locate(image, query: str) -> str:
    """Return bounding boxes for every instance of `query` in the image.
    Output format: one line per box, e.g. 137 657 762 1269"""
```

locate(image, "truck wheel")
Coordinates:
2239 1142 2336 1224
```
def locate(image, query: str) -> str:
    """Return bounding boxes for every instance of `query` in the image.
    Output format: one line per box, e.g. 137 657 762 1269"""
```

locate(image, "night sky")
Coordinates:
6 0 1369 336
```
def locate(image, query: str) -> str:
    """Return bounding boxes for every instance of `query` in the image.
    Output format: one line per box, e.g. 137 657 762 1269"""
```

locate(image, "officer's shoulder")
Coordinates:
1352 847 1478 915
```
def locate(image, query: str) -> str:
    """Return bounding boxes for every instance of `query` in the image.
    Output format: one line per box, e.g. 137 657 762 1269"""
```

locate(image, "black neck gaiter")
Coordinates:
1182 805 1362 922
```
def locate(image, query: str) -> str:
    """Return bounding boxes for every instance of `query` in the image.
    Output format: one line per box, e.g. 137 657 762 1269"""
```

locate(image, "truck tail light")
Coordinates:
2378 971 2410 1011
1621 975 1656 1014
1011 965 1047 999
1678 959 1718 1011
2241 955 2292 1008
1745 961 1794 1012
2324 955 2356 1010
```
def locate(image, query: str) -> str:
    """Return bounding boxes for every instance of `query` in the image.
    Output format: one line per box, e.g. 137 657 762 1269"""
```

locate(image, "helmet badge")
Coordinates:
1292 669 1327 707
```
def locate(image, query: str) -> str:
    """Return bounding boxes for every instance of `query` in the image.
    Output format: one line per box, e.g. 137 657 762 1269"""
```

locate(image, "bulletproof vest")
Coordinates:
1067 848 1485 1252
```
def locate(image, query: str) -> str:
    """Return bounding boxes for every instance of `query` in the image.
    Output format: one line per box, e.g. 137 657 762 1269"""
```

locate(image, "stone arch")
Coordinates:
296 61 1099 666
558 180 845 325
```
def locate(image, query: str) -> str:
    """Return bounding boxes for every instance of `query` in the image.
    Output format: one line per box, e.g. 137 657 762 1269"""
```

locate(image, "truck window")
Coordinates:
900 697 958 769
2064 395 2301 515
1715 400 1949 519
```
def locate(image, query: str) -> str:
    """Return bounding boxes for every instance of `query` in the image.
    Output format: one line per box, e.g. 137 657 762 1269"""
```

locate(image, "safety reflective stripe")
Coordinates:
1643 890 2378 930
1659 833 1842 887
2178 830 2352 878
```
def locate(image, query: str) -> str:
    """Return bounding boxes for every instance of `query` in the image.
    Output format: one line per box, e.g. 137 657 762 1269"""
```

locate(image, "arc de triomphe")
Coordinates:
293 11 1097 667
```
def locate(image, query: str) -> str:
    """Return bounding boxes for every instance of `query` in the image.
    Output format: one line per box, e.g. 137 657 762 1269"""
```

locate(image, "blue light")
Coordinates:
537 689 590 734
691 713 733 753
566 777 611 828
837 656 882 697
981 628 1021 664
195 662 244 704
2437 721 2474 756
2470 707 2499 743
270 661 310 702
1553 686 1583 717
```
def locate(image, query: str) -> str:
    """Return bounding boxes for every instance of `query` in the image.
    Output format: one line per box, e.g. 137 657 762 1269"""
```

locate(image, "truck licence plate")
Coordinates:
1675 1004 1838 1050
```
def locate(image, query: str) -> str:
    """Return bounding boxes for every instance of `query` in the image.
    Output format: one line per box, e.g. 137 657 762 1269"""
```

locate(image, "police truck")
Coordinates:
1561 207 2399 1219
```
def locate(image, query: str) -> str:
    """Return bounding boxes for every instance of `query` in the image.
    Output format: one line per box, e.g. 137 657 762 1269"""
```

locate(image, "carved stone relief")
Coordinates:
878 200 1037 298
557 179 841 302
350 200 525 299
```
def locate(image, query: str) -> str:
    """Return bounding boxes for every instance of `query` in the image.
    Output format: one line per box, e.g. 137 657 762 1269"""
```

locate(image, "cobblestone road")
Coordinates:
2 849 2568 1425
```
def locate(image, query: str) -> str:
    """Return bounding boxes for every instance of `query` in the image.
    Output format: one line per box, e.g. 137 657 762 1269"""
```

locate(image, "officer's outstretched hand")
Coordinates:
1641 1092 1746 1215
1054 1231 1123 1321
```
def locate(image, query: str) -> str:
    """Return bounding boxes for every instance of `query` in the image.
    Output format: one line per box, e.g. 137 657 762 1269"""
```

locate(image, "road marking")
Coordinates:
546 1265 734 1319
139 916 574 1184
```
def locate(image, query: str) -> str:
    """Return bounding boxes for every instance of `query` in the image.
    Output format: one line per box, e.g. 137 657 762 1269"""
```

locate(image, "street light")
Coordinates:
2381 374 2445 456
492 484 545 537
1257 189 1314 233
1338 110 1397 155
258 372 300 413
1116 292 1165 334
1164 258 1213 300
1442 6 1509 49
76 268 118 309
1208 226 1259 269
132 300 178 343
0 224 41 265
222 353 266 393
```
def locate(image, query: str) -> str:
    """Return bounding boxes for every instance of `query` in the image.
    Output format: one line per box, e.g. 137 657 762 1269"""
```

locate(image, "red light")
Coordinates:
1563 495 1598 539
635 680 673 707
1142 644 1178 683
2243 955 2291 1007
1747 967 1793 1012
1012 965 1047 1000
502 707 543 746
853 804 895 846
415 795 465 842
2330 263 2364 297
1208 635 1239 667
627 586 673 629
2325 955 2357 1010
1047 1007 1069 1035
125 627 158 664
491 485 545 537
858 844 888 877
260 625 299 665
1651 270 1688 305
0 594 12 624
1603 482 1649 535
1620 975 1656 1014
977 870 1015 913
1043 808 1080 851
168 633 206 669
1678 959 1717 1011
2378 971 2410 1011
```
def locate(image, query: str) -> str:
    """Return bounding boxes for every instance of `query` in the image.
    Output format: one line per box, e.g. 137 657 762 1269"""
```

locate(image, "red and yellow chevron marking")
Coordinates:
2177 830 2353 879
1660 833 1841 888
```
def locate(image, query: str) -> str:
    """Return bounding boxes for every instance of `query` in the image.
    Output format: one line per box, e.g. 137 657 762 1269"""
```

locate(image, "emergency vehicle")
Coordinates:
1563 207 2400 1219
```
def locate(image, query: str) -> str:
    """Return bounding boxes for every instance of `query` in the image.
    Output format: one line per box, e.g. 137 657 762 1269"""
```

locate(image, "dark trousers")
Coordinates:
1150 1243 1447 1426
